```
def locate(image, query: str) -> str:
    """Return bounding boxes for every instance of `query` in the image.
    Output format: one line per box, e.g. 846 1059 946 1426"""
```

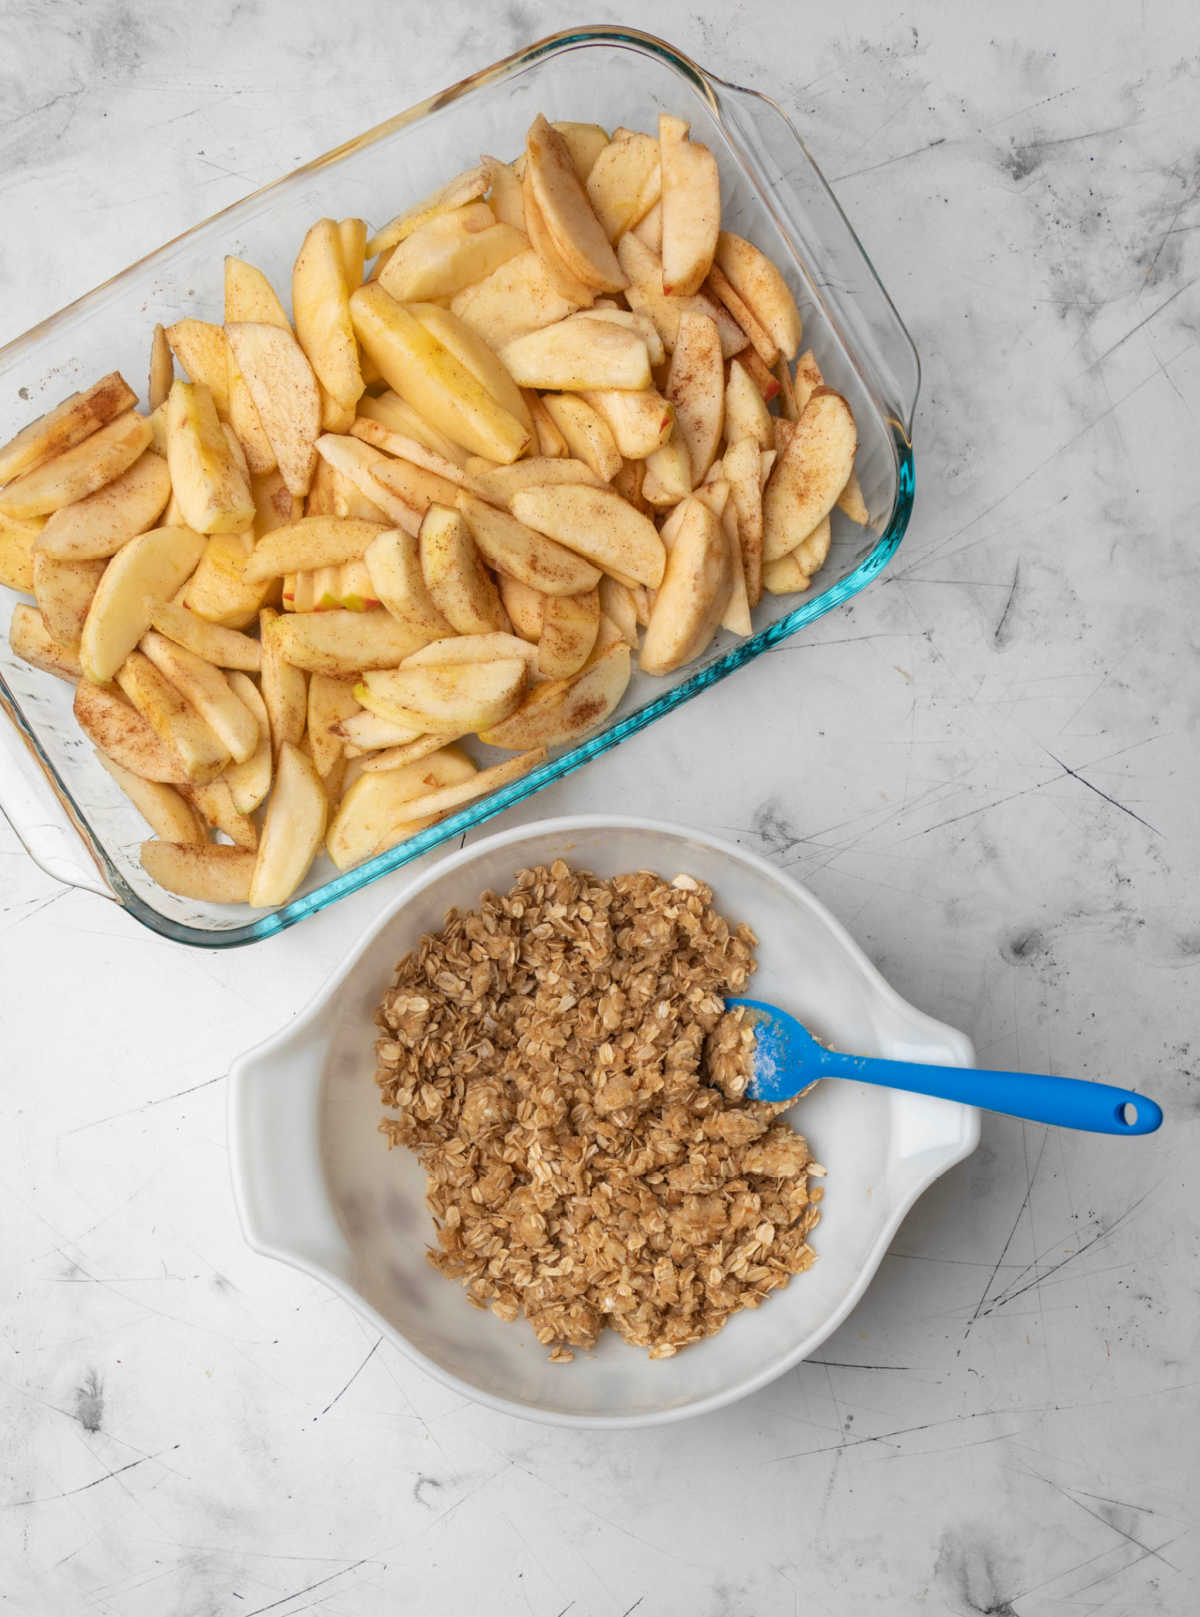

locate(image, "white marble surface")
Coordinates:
2 2 1199 1612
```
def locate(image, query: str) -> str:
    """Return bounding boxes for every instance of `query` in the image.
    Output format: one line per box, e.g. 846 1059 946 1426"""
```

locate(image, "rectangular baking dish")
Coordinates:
0 25 919 947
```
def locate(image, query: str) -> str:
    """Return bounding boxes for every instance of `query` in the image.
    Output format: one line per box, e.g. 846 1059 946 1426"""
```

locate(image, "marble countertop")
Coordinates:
2 2 1198 1612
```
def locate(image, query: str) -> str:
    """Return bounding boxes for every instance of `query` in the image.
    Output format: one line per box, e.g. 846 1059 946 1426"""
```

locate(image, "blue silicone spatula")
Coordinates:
727 998 1163 1135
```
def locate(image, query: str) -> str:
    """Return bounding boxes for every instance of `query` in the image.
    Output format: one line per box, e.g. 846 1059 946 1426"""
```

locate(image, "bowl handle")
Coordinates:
228 1029 352 1278
0 693 115 901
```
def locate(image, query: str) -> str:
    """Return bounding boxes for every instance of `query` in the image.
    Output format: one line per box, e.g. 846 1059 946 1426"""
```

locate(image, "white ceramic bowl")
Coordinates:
229 817 978 1428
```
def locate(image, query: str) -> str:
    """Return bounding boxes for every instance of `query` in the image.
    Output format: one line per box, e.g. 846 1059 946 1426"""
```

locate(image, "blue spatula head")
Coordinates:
726 998 829 1104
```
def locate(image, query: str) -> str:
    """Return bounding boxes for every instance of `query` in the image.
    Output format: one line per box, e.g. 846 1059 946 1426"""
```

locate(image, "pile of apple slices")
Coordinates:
0 112 866 910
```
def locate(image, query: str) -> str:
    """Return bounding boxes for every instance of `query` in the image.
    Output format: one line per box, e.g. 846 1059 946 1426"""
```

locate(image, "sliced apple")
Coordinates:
0 512 41 591
552 121 610 182
32 552 105 650
724 435 765 609
408 304 534 438
791 349 824 414
224 256 290 326
93 749 204 843
464 456 602 508
365 163 490 258
478 643 631 750
225 322 321 499
148 323 173 412
500 316 650 392
719 497 752 637
145 601 260 671
664 310 725 489
314 434 421 534
116 650 230 784
724 358 775 452
402 630 539 677
244 516 385 582
585 133 662 240
372 748 545 845
640 497 733 675
527 391 569 457
511 483 665 589
498 574 545 642
540 394 621 481
77 523 205 683
293 218 365 417
762 388 857 561
418 503 507 635
349 418 483 495
741 348 782 404
140 630 259 764
456 491 600 596
525 115 626 293
165 321 231 419
581 388 673 459
520 172 598 306
165 380 254 536
140 839 256 901
616 232 746 359
218 671 271 813
334 710 424 752
0 372 136 488
792 513 832 577
302 672 356 781
449 248 576 348
658 115 721 297
9 604 82 682
256 605 306 753
838 470 869 525
703 263 777 369
350 284 531 464
478 153 523 230
774 417 796 457
538 588 600 678
184 773 258 847
73 679 187 780
359 733 454 774
357 658 525 733
762 550 811 595
363 446 469 521
184 532 273 629
270 606 430 675
379 208 527 302
641 437 693 506
714 231 803 361
247 741 326 907
598 576 639 646
327 746 477 869
631 198 663 254
37 450 171 561
579 306 666 365
356 390 470 469
364 528 452 638
0 411 152 520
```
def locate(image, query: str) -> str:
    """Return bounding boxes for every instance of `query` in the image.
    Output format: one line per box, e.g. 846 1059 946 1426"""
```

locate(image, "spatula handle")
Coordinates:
824 1051 1162 1135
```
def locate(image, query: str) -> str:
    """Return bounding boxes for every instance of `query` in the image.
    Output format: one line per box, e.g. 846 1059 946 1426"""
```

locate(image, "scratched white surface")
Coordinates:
2 2 1199 1613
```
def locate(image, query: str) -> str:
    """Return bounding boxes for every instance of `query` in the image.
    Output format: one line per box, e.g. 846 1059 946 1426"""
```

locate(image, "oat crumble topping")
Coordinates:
373 861 824 1358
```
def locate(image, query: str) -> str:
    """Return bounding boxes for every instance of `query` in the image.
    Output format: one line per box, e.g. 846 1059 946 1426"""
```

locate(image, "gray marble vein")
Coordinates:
1 1 1199 1613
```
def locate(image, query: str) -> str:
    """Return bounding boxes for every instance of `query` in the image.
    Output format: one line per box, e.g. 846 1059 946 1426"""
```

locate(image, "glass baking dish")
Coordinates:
0 25 918 947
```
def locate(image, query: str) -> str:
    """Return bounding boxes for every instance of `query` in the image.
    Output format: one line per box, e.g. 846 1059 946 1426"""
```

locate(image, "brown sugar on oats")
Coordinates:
373 861 824 1359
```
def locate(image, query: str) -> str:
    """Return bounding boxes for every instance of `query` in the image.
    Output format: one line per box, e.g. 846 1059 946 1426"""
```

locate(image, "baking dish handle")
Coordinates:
712 79 922 439
0 694 115 901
